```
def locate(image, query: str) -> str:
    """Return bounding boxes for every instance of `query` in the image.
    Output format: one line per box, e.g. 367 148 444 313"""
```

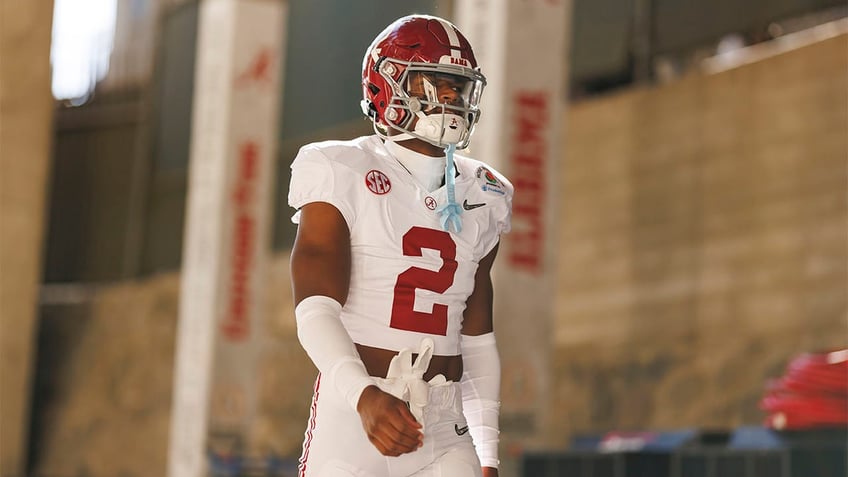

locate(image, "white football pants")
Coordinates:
297 375 481 477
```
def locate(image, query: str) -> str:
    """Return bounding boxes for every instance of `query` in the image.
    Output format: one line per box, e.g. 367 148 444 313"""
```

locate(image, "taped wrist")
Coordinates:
295 295 374 410
460 332 501 468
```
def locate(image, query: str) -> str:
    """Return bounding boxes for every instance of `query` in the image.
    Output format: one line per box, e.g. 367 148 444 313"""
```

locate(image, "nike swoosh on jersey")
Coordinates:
455 424 470 435
462 200 486 210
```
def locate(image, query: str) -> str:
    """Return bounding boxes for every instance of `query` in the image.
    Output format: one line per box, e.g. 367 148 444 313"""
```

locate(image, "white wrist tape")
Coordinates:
295 295 374 410
460 332 501 468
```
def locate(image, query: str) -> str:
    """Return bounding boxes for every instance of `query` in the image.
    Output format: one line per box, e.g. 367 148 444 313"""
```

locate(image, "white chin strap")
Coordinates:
388 112 468 147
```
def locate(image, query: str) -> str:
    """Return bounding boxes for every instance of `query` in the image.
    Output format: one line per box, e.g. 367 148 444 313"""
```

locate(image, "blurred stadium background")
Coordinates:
1 0 846 476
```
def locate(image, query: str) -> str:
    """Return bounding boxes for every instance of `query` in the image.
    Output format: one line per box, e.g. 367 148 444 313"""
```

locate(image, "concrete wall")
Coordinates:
30 257 309 477
0 0 55 475
28 30 847 476
550 30 847 439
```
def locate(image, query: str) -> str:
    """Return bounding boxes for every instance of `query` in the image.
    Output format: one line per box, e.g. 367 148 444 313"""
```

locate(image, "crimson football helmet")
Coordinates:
361 15 486 149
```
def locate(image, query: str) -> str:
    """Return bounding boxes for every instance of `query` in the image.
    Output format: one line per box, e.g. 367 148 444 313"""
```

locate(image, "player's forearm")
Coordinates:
295 295 374 410
460 332 501 469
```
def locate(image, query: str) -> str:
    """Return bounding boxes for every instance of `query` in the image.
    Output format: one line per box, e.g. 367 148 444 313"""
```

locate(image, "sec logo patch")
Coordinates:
365 170 391 195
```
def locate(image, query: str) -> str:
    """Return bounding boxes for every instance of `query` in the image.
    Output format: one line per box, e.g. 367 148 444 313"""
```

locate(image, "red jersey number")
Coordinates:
390 226 457 335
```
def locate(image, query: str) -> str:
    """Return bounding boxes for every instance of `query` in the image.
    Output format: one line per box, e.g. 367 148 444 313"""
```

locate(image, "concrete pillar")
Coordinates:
168 1 286 476
0 0 55 475
454 0 571 469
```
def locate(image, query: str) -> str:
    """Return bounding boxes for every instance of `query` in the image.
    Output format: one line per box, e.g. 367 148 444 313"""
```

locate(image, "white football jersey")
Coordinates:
289 135 512 355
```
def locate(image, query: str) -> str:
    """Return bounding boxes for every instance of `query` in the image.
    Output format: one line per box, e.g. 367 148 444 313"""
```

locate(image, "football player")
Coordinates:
289 14 512 477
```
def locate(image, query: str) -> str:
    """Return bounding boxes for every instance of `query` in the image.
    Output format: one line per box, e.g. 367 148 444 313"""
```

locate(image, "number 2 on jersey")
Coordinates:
390 226 457 335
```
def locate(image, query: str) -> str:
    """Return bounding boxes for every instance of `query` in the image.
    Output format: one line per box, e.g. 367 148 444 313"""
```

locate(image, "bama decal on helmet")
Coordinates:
440 55 470 67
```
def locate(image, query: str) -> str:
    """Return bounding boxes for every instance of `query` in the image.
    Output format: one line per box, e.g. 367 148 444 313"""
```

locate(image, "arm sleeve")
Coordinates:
295 295 374 411
460 332 501 468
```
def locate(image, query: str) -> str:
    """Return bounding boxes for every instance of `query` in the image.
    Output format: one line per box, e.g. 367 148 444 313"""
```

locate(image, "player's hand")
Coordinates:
356 385 424 456
482 467 499 477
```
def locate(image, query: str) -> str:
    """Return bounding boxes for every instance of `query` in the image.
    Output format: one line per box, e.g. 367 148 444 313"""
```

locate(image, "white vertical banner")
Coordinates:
455 0 571 450
168 1 286 476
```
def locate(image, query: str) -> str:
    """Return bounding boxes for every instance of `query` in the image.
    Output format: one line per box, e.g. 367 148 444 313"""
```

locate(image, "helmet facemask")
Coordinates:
369 58 485 150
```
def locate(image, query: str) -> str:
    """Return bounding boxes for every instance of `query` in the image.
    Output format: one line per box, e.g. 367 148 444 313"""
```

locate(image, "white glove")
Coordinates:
381 338 442 427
